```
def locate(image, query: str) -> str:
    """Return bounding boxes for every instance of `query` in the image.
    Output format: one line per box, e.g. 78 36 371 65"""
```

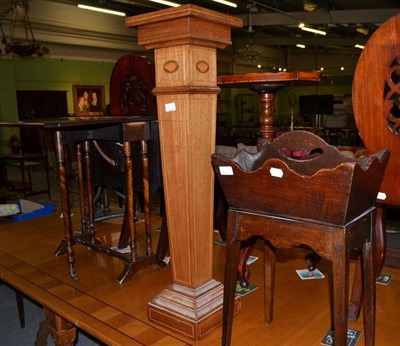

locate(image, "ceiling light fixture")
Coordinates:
78 4 126 16
355 44 365 49
299 23 326 36
234 44 261 65
303 1 318 12
212 0 237 8
296 44 306 48
149 0 180 7
0 1 49 57
356 27 369 35
234 4 260 66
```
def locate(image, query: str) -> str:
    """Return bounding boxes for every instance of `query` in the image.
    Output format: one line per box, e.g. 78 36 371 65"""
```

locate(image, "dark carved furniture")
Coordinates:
349 12 400 320
212 131 389 346
110 54 157 118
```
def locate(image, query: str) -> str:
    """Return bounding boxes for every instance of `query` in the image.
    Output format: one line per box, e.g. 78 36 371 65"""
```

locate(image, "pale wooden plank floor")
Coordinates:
0 211 399 345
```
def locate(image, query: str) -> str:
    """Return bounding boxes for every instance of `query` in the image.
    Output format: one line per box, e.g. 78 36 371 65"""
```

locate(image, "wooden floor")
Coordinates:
0 211 399 345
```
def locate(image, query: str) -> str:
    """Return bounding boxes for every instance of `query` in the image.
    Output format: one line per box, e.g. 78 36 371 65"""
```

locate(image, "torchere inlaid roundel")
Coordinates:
384 57 400 135
163 60 179 73
196 60 209 73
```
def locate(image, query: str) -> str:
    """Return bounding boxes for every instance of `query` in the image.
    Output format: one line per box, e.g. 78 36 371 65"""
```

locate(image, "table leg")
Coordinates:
15 291 25 328
75 143 87 234
20 159 27 199
264 243 276 324
117 141 138 284
44 308 77 346
331 229 349 346
155 213 169 265
53 131 78 281
362 212 376 346
222 212 242 346
35 318 49 346
83 141 96 242
140 140 153 257
349 206 384 321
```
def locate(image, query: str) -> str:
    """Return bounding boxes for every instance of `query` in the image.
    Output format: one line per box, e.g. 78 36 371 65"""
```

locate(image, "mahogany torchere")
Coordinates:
126 4 242 340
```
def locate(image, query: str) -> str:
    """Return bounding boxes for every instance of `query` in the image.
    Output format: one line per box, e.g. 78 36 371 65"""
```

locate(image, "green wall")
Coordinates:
0 55 355 150
0 56 114 151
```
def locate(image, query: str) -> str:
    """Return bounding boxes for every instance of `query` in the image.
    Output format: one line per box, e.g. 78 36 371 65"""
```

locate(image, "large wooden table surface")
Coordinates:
0 213 188 345
0 212 399 345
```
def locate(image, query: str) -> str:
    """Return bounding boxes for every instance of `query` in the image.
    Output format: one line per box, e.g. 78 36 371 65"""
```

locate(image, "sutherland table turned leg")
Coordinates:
75 143 87 234
53 131 78 281
140 139 153 257
124 140 137 261
83 141 96 241
117 140 138 284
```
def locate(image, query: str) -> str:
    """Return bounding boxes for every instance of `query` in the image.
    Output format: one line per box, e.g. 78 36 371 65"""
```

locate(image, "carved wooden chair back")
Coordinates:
109 54 157 117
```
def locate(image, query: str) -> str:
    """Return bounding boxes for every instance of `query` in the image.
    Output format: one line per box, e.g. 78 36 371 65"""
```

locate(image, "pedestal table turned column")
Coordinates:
217 71 331 148
126 4 242 340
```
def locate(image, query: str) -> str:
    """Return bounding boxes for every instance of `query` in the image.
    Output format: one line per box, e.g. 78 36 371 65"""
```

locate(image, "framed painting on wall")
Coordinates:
72 85 105 116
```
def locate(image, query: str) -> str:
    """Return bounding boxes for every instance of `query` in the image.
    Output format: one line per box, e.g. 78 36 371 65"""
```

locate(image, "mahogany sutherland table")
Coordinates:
1 116 164 284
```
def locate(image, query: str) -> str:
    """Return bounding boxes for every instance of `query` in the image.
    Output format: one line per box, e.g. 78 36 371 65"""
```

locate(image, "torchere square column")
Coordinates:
126 4 242 340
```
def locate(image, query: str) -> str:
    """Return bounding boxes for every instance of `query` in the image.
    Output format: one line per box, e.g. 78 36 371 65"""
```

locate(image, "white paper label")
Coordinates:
165 102 176 112
377 192 387 200
219 166 234 176
270 167 283 178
